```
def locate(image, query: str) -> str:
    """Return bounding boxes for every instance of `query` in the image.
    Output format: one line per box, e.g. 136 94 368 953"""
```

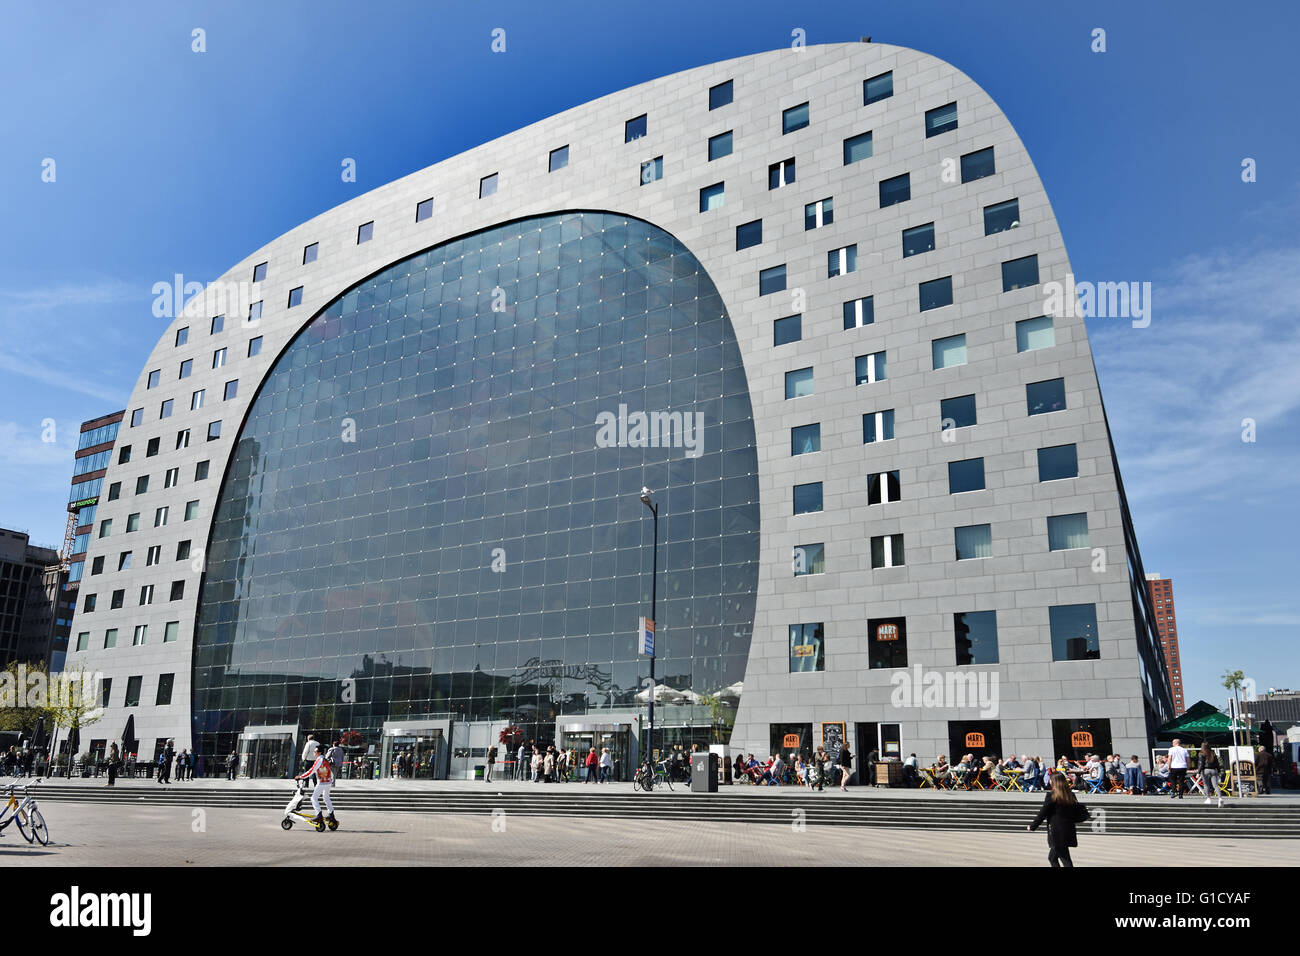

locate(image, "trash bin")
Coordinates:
691 753 719 793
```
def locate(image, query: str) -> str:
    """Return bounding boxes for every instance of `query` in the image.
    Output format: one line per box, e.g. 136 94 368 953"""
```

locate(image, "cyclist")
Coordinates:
295 743 337 832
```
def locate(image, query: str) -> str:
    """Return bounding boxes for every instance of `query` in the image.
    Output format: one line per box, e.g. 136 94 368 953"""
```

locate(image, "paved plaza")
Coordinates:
3 800 1293 867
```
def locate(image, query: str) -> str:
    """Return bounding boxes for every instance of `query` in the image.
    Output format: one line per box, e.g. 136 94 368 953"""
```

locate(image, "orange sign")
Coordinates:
965 732 985 748
783 734 801 748
1071 731 1093 748
876 623 899 642
792 644 815 657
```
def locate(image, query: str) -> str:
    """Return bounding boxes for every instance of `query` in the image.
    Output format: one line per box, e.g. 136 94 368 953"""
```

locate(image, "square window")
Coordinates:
169 580 185 601
1048 513 1090 551
83 593 98 612
955 611 999 666
207 420 222 441
785 367 813 399
789 622 825 673
248 336 263 357
843 131 873 164
416 197 434 221
925 102 958 137
638 156 663 185
179 359 193 379
130 408 143 427
625 114 647 142
919 276 953 311
164 621 179 643
213 348 227 368
804 198 833 230
932 333 967 369
768 158 795 189
302 242 318 264
357 221 374 243
868 617 907 669
195 461 210 481
177 540 192 560
1050 604 1100 661
224 379 238 401
828 245 856 277
879 173 910 208
864 71 893 105
793 482 823 515
855 352 886 385
191 389 205 410
782 102 810 134
1016 315 1054 352
941 394 977 430
867 470 901 505
948 457 985 493
774 314 801 346
160 399 174 419
107 482 120 501
759 265 786 296
862 409 895 443
75 631 90 652
1002 255 1039 291
961 147 996 183
984 198 1020 235
709 79 733 110
210 314 224 334
1026 378 1066 416
842 296 873 329
902 222 935 258
147 370 160 389
955 524 993 560
252 262 267 283
708 131 733 161
184 501 199 521
175 327 189 347
870 535 905 569
146 437 159 457
793 543 825 576
699 182 725 212
791 423 820 455
735 219 762 250
1037 444 1078 481
287 287 303 308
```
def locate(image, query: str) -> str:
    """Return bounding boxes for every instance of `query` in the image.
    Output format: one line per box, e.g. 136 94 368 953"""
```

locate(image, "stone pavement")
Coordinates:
2 801 1292 867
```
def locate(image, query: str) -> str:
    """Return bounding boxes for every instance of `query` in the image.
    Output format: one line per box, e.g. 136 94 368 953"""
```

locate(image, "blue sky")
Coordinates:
1 0 1296 709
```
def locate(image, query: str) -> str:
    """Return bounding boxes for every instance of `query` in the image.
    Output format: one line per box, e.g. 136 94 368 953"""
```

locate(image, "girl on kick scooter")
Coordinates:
295 743 338 832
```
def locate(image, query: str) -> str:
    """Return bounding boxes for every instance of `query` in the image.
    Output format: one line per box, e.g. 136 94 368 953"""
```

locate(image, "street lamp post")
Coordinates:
640 487 658 778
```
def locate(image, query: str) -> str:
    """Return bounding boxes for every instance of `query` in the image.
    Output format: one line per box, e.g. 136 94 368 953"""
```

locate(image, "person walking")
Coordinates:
107 743 120 788
301 734 319 774
1028 772 1091 867
584 747 599 783
1254 746 1274 795
838 743 854 791
295 743 337 832
485 745 497 783
1198 743 1223 807
598 747 612 783
813 747 827 792
1167 738 1190 799
516 742 528 781
326 739 344 784
159 740 174 784
226 750 238 780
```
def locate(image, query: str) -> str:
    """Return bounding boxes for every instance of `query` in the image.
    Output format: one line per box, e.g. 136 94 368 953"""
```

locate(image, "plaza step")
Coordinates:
31 783 1298 840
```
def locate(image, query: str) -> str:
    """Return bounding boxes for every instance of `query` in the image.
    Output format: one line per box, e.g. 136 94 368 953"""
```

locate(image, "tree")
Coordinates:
46 664 103 777
1222 669 1251 797
0 660 54 739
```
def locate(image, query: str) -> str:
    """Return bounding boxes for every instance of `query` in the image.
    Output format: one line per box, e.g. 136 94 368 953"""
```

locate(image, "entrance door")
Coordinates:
381 731 447 779
237 734 293 779
449 721 500 780
557 726 630 782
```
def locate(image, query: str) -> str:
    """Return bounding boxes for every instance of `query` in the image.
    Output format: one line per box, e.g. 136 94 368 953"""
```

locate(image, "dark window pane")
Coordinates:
955 611 998 665
773 314 801 346
948 458 985 494
1026 378 1066 416
1050 604 1100 661
961 147 996 183
709 80 733 110
879 173 910 208
1002 255 1039 291
625 114 647 141
925 102 958 137
708 131 733 161
868 617 907 669
843 131 872 164
735 219 762 250
902 223 935 258
984 198 1019 235
863 71 893 105
941 394 977 429
759 265 786 296
782 102 810 134
793 482 822 515
1037 444 1078 481
919 276 953 311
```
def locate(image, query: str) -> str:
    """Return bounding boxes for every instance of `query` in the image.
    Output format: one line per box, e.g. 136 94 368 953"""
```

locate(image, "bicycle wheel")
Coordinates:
16 809 34 843
28 809 48 846
632 771 643 792
662 773 674 791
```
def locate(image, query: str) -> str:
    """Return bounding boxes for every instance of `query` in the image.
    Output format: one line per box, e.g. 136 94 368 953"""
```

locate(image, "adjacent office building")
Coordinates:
1145 574 1184 715
0 528 62 671
65 42 1173 777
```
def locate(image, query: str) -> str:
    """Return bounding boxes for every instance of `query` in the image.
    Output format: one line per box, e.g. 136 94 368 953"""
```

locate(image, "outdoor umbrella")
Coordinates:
1155 700 1234 741
121 713 136 754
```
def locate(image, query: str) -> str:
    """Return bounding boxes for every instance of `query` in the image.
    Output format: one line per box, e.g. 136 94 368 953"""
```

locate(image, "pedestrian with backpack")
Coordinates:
327 740 344 785
295 743 337 832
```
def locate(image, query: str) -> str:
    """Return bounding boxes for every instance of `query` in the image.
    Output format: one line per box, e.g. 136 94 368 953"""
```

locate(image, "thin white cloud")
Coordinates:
0 349 126 405
0 278 140 311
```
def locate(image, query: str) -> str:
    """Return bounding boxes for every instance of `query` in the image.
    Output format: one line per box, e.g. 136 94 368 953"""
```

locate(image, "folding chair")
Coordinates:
1086 776 1106 794
1107 775 1126 794
918 769 936 790
1187 773 1206 796
1004 772 1025 792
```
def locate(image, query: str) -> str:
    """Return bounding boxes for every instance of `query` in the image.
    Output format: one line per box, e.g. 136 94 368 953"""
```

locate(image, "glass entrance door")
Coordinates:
560 726 630 782
381 731 446 779
237 734 293 779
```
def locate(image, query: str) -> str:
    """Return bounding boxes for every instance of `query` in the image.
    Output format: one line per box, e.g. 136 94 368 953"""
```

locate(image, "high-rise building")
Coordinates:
66 43 1173 777
0 528 62 670
1145 574 1184 714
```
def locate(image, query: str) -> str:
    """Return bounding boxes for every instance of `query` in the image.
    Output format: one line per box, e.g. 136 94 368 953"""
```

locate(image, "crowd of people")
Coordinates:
504 742 618 783
732 744 857 791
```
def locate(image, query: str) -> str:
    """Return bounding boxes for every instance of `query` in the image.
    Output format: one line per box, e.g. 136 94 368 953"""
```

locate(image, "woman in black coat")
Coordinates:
1028 772 1091 867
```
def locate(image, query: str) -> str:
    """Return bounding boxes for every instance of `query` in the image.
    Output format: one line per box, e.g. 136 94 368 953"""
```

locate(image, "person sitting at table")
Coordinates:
990 759 1012 789
1056 756 1072 772
765 753 785 786
953 754 975 786
1123 755 1145 795
933 755 950 787
1104 755 1125 788
1004 755 1021 771
1021 755 1041 791
795 754 810 787
1146 755 1170 793
1083 754 1105 789
734 753 748 783
902 753 920 788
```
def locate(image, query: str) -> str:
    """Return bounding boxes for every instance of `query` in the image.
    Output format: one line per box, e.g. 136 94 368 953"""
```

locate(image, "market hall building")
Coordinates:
65 42 1174 779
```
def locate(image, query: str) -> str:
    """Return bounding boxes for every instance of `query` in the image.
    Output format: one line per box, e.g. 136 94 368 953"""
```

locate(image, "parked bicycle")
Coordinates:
632 759 675 792
0 778 49 845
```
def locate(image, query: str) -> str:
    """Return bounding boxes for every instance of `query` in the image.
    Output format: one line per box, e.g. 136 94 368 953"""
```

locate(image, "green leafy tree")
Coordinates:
0 660 54 738
46 664 103 777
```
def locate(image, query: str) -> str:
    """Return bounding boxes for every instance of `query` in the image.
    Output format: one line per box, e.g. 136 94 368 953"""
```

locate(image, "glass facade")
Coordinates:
192 212 760 757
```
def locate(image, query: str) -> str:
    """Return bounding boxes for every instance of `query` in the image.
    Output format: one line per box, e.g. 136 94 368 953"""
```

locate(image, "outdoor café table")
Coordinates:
919 768 938 789
1002 769 1025 791
1186 772 1206 796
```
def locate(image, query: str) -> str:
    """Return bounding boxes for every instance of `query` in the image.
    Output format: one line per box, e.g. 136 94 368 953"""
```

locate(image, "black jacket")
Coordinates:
1030 795 1090 848
1197 750 1220 774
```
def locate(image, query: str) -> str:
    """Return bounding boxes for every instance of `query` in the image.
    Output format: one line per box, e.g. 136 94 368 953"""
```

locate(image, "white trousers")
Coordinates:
310 781 334 815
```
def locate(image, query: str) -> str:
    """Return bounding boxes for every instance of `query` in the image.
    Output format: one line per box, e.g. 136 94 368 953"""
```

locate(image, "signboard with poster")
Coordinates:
822 722 845 762
782 733 801 749
637 617 655 658
965 732 985 749
1071 731 1093 749
875 622 899 642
